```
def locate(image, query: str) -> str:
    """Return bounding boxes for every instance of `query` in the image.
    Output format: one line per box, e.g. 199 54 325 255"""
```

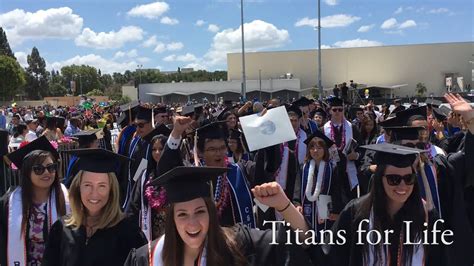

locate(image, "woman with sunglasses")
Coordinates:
125 167 313 266
42 149 147 266
325 143 443 266
0 136 68 266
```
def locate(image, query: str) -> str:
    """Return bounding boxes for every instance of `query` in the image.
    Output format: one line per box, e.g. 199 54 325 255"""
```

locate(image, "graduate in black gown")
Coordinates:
124 167 313 266
124 106 171 208
324 143 444 266
158 117 257 228
42 149 147 266
0 136 68 266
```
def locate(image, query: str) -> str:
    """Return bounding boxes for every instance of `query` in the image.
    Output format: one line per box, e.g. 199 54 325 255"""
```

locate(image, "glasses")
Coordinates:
384 174 416 186
205 146 228 154
331 108 343 112
310 146 324 151
32 163 58 175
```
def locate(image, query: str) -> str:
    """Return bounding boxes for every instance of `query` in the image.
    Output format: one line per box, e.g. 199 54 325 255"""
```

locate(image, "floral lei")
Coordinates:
214 173 231 218
330 121 346 150
144 181 167 211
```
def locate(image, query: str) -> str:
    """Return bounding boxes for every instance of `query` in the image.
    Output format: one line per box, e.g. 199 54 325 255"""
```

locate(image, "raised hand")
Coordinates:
251 182 289 211
444 93 473 121
170 115 193 138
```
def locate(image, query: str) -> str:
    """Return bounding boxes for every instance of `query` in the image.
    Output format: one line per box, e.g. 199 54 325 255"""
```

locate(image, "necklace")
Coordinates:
214 173 231 218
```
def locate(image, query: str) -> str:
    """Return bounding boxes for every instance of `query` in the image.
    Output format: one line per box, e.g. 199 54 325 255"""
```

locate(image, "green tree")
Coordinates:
61 65 102 95
0 55 26 100
86 89 104 96
25 47 49 99
48 83 68 96
416 82 427 97
0 27 15 59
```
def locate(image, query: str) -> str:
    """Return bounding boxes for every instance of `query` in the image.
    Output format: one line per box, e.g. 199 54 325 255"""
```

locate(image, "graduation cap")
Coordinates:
212 108 230 121
142 124 172 142
384 126 425 141
292 97 313 107
378 116 404 128
327 97 344 107
425 99 442 108
65 148 131 174
393 106 427 125
286 105 302 118
4 136 59 168
72 129 103 147
193 120 227 141
312 108 327 118
393 98 402 103
432 107 449 121
135 106 154 122
181 105 195 117
361 143 426 168
304 130 334 147
118 102 140 126
149 166 228 203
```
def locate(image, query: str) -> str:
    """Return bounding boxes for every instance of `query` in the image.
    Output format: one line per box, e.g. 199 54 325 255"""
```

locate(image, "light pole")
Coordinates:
240 0 247 101
317 0 323 100
137 64 143 101
259 69 262 101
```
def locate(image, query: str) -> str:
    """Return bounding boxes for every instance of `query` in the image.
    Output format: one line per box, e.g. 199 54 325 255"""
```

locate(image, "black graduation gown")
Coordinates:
253 144 299 229
322 196 444 266
433 131 474 265
124 223 314 266
42 217 147 266
127 127 170 205
0 190 11 266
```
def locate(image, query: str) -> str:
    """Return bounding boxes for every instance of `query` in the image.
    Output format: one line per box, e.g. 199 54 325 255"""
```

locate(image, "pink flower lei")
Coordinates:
144 182 167 211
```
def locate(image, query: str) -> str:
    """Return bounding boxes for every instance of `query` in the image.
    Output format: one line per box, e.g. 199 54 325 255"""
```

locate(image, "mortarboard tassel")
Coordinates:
193 131 201 166
151 107 155 129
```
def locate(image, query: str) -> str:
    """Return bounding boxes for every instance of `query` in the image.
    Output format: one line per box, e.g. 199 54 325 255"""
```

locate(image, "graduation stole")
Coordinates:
124 136 146 209
301 160 332 230
140 170 152 242
7 185 69 265
65 155 78 180
364 207 426 266
295 129 307 165
118 125 137 155
324 119 358 190
223 163 257 228
274 143 290 191
150 235 207 266
417 161 442 218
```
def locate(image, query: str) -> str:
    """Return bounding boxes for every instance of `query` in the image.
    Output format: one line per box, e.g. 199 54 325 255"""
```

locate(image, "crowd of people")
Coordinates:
0 92 473 265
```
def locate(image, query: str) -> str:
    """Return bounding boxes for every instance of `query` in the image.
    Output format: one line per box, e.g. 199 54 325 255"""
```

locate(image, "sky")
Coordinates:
1 0 472 74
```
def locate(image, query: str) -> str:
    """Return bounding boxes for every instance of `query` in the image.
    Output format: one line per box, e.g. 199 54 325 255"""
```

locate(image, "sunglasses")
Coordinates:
32 163 58 175
332 108 344 112
385 174 416 186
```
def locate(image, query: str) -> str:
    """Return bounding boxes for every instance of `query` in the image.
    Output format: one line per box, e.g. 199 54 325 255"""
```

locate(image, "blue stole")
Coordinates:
123 136 142 209
301 161 332 232
417 163 442 217
118 126 137 155
225 163 256 228
64 155 78 185
308 120 318 134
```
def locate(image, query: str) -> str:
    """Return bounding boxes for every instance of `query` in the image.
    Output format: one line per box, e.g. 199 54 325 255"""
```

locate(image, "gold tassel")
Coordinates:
193 131 200 166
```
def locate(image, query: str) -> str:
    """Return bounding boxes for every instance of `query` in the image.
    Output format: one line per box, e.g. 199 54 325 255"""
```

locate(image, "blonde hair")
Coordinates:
65 170 123 229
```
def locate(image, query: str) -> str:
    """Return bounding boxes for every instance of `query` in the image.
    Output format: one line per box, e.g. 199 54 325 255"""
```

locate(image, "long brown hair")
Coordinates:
304 137 329 163
20 150 66 235
65 170 123 229
162 197 246 266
